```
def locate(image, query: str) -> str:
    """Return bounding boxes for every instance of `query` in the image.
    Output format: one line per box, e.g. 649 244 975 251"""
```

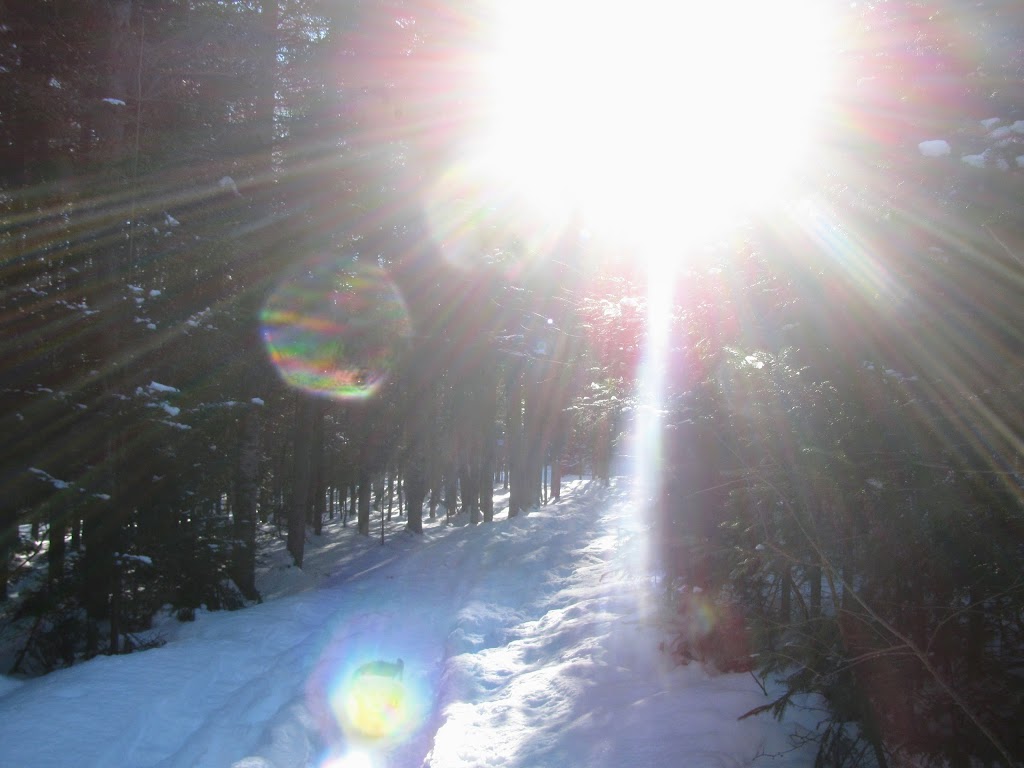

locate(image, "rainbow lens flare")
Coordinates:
261 257 411 400
335 675 409 740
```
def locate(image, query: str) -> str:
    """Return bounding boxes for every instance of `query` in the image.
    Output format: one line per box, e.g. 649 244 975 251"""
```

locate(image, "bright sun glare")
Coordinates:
472 0 836 251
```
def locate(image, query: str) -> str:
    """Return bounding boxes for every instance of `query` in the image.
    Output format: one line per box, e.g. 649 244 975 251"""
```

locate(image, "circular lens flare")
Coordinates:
261 257 411 400
423 161 569 276
336 675 409 740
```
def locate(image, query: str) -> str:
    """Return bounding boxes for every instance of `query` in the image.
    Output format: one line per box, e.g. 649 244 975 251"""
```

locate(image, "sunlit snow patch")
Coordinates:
918 139 951 157
318 750 374 768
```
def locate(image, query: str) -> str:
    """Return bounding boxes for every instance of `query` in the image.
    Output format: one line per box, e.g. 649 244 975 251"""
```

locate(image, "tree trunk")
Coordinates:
479 365 498 522
461 461 479 524
48 499 67 587
397 471 404 518
288 395 318 567
357 470 372 536
780 565 792 623
82 501 117 656
444 471 458 520
966 585 984 676
523 376 543 508
374 473 385 514
310 406 325 536
507 370 523 516
231 406 261 600
386 471 394 520
549 408 565 500
808 562 822 619
81 0 135 658
0 519 13 601
405 441 427 534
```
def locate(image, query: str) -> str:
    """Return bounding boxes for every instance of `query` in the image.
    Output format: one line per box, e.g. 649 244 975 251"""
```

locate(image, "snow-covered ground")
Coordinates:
0 477 819 768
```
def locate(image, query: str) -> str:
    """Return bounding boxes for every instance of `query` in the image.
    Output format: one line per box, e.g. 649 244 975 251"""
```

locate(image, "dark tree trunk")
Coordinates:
523 376 544 509
311 407 325 536
966 585 984 676
357 469 372 536
405 444 427 534
0 520 12 601
480 365 498 522
550 460 562 502
288 396 318 567
444 471 458 520
48 500 67 587
460 462 479 524
397 471 404 518
231 407 261 600
81 0 134 659
507 371 523 516
82 502 117 656
808 563 822 619
780 566 792 623
374 474 385 514
271 439 287 528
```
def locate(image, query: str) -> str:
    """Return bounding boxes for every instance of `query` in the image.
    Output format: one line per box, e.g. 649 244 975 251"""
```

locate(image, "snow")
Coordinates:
149 381 179 393
980 117 1001 129
28 466 69 490
917 139 950 157
117 553 154 566
0 478 818 768
961 153 986 168
220 175 242 196
159 402 181 417
102 97 127 106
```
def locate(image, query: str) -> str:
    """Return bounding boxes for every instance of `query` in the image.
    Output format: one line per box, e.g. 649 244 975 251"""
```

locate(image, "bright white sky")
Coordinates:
469 0 837 250
0 476 821 768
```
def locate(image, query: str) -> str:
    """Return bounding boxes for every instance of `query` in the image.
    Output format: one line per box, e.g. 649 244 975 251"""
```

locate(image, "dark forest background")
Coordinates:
2 2 1024 765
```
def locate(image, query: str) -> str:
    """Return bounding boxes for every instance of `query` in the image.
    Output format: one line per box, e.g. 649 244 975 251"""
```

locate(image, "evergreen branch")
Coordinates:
726 443 1018 767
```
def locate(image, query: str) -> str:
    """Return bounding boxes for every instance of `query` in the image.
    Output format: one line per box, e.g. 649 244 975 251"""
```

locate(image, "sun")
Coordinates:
468 0 837 255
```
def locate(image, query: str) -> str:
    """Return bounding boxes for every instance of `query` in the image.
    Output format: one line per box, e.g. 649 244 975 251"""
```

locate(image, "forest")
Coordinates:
2 1 1024 766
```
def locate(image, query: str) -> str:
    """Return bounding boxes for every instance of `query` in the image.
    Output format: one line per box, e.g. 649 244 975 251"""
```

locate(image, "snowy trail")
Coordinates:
180 480 621 767
0 478 813 768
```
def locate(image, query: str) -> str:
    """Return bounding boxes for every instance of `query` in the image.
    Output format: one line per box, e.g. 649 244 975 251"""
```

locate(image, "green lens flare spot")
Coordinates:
337 676 408 741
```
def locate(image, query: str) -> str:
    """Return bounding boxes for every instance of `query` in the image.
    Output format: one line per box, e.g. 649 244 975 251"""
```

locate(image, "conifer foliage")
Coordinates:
2 4 1023 767
0 0 589 672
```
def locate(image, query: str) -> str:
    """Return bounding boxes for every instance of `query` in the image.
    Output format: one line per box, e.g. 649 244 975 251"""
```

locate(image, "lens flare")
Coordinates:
423 161 569 275
318 750 375 768
261 257 411 400
306 642 431 755
335 675 408 740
